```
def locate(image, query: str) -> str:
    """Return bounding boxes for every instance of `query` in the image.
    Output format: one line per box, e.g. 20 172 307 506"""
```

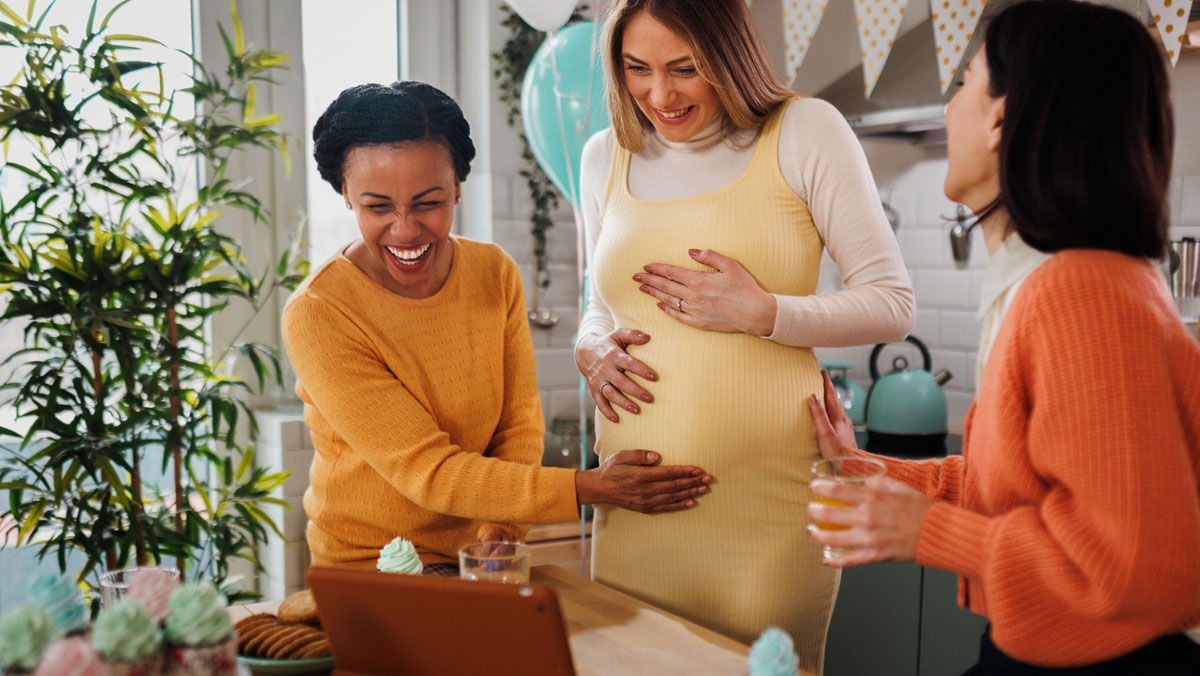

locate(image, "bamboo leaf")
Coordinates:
0 2 27 27
230 0 244 55
97 0 132 33
104 33 163 45
16 500 45 545
243 83 256 121
242 114 281 130
234 444 254 481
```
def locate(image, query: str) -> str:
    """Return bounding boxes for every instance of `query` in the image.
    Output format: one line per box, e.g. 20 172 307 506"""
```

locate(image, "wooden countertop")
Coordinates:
231 565 810 675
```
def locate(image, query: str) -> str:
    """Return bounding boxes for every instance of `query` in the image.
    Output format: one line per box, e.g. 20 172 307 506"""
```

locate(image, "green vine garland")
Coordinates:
492 5 589 292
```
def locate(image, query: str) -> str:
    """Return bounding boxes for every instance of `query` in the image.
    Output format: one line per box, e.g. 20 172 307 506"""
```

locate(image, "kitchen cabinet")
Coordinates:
824 564 987 676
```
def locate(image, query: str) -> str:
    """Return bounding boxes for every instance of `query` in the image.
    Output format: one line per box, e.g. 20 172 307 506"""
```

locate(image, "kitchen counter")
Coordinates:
230 565 795 676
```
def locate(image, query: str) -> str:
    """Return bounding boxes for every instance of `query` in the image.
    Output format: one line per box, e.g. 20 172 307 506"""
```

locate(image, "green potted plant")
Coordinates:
0 0 307 606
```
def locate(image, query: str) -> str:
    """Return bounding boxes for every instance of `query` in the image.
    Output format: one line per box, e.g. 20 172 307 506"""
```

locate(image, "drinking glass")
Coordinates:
458 542 530 584
810 457 887 560
98 566 180 609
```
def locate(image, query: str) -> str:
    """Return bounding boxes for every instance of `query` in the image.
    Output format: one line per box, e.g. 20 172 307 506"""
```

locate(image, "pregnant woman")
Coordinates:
575 0 913 671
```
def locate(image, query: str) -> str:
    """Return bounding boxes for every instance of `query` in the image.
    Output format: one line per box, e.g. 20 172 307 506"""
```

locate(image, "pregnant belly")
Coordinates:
596 332 823 483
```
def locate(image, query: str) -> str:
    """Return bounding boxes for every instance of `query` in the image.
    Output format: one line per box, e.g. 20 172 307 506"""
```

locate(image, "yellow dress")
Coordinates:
590 101 838 673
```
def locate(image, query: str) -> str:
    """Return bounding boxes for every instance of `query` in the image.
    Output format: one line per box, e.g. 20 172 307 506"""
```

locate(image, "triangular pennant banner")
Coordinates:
782 1 829 81
1146 0 1193 66
930 0 985 93
854 0 910 98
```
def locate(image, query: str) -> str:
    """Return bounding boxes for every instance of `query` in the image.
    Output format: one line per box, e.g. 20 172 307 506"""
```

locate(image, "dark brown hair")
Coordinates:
603 0 794 152
982 0 1173 258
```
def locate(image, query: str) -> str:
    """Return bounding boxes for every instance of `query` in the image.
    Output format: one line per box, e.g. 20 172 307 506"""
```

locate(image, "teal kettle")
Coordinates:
865 335 952 456
820 361 867 426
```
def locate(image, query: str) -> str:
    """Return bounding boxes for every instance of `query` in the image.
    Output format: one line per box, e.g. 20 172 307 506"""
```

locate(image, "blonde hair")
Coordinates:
603 0 795 153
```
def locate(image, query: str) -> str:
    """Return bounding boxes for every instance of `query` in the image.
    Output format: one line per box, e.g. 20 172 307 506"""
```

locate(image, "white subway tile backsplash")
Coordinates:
1181 175 1200 227
911 309 940 345
535 348 581 390
282 495 305 542
881 189 917 233
282 448 315 499
529 305 581 351
899 230 949 268
940 311 982 350
916 192 958 230
915 270 972 309
968 271 987 309
946 391 974 435
542 264 581 307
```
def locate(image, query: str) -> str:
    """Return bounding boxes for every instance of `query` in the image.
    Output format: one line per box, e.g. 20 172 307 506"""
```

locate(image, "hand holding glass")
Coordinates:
809 457 887 560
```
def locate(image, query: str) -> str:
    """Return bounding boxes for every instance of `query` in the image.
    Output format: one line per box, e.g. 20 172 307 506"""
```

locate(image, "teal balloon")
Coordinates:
521 21 610 209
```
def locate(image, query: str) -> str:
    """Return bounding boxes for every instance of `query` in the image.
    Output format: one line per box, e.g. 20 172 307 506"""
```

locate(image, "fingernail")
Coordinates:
697 486 708 494
629 405 639 413
633 274 642 281
640 394 652 402
644 265 652 272
657 303 666 310
646 373 657 381
639 285 649 292
702 475 712 484
688 249 700 256
686 500 695 507
635 332 647 339
691 469 703 476
648 452 659 462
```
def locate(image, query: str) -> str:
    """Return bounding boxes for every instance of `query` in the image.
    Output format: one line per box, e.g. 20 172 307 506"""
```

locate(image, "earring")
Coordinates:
345 203 352 210
455 197 461 205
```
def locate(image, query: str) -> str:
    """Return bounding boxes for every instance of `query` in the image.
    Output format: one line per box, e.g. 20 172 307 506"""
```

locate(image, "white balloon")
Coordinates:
505 0 577 33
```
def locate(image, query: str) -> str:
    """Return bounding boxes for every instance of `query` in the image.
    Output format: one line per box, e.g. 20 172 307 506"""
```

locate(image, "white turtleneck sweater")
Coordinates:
578 97 914 347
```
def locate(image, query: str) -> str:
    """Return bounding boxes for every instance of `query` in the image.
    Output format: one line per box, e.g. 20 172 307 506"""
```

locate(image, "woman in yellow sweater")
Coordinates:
283 81 712 574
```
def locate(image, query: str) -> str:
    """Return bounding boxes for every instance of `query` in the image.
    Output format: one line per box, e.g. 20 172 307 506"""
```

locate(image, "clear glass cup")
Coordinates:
458 542 530 584
98 566 180 609
810 457 887 561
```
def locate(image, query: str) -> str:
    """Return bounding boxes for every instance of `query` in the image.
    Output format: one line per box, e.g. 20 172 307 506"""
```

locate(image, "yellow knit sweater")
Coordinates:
282 237 579 567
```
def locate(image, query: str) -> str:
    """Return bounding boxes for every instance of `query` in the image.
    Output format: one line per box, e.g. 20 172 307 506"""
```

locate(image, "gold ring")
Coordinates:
675 298 683 311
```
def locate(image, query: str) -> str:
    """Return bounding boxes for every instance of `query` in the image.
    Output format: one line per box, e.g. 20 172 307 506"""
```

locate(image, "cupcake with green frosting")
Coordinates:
377 537 424 575
92 599 163 676
161 582 235 676
28 572 89 637
0 605 61 674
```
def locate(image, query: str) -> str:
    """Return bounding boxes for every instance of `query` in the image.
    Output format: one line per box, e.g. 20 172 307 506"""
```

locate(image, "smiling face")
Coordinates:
943 50 1005 214
341 141 460 299
620 11 723 143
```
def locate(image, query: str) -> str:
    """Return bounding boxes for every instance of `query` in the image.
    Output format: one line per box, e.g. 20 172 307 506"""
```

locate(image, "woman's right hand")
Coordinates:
575 329 658 423
808 369 861 461
575 450 711 514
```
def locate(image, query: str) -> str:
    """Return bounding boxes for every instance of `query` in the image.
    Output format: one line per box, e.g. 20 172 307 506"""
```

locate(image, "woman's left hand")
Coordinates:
806 477 934 567
475 525 517 556
635 249 776 335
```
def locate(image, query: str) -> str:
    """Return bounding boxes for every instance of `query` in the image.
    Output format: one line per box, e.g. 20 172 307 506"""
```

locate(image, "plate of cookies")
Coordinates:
236 590 335 674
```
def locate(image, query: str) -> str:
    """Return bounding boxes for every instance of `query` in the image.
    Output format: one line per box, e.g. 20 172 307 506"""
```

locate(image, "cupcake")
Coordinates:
127 569 179 624
161 582 234 676
0 605 61 674
31 637 105 676
92 599 163 676
376 537 423 575
27 573 89 637
747 627 800 676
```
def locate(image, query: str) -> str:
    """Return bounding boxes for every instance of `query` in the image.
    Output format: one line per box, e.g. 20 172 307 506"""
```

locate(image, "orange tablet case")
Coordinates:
307 566 577 676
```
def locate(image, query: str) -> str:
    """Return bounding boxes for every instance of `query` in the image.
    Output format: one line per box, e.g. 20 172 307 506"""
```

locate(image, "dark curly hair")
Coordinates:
312 81 476 194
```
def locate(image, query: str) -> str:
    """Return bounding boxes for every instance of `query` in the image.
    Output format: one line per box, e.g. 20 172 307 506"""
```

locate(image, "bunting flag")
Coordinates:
930 0 985 93
854 0 910 98
782 1 830 81
1145 0 1193 66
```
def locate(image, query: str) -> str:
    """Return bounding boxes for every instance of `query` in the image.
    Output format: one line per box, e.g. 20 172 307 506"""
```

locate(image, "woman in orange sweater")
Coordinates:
805 2 1200 673
283 81 711 573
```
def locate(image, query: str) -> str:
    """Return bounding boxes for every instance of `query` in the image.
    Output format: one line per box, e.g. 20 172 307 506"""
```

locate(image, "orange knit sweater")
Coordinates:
282 238 579 567
867 250 1200 666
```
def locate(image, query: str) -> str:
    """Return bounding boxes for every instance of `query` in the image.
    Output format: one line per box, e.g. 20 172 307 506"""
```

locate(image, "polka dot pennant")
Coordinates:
930 0 985 93
1145 0 1193 66
854 0 911 98
782 0 829 81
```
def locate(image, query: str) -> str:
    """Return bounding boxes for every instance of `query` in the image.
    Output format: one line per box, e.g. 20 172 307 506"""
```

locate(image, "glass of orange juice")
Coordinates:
810 457 887 560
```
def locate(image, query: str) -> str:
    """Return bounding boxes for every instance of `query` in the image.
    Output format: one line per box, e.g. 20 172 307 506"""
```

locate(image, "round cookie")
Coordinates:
272 626 323 659
278 589 320 626
296 638 332 658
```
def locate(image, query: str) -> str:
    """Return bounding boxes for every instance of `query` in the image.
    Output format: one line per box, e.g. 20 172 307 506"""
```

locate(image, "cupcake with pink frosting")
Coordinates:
31 638 106 676
127 569 180 624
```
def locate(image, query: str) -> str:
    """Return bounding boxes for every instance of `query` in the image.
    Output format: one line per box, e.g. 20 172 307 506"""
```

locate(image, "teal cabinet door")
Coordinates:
824 562 922 676
918 568 989 676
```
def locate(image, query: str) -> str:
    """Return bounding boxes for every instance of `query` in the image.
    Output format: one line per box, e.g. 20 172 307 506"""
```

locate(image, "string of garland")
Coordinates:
491 4 589 292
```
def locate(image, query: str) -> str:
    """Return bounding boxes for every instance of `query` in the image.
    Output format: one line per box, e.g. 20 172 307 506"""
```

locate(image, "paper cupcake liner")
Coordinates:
106 652 164 676
163 633 237 676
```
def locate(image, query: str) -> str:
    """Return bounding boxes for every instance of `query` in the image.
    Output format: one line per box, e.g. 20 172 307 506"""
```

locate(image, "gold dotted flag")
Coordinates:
1146 0 1193 66
930 0 985 93
782 1 829 82
854 0 911 98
